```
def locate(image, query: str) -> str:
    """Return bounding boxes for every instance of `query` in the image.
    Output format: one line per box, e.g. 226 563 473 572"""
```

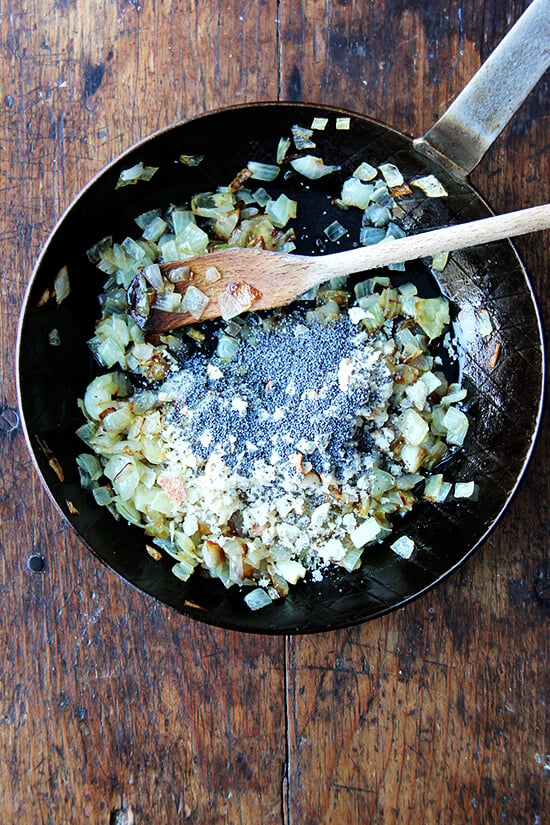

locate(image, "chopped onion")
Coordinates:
441 385 468 406
356 295 385 332
171 209 196 235
400 444 425 473
378 163 404 187
411 175 448 198
244 588 273 611
414 297 450 340
363 203 391 227
341 178 373 208
247 161 280 182
423 474 448 502
266 193 298 228
54 266 70 305
121 237 145 264
96 337 126 368
477 308 493 337
398 281 418 300
432 250 449 271
228 167 253 192
370 180 394 207
240 206 259 220
218 281 261 320
391 535 415 559
37 288 51 306
339 545 363 572
202 539 225 569
398 408 429 446
323 220 348 241
349 517 381 548
214 209 240 241
405 380 429 411
191 191 236 217
275 558 307 584
114 498 142 526
80 142 475 608
183 284 209 319
47 328 59 348
395 327 423 360
115 161 158 189
135 209 162 230
104 455 140 500
360 226 386 246
237 188 256 205
396 472 424 490
291 124 316 150
276 137 291 164
176 222 209 255
355 277 390 298
352 161 377 181
290 155 341 180
204 265 222 284
76 453 103 489
93 486 113 507
420 371 443 395
371 468 395 497
335 117 350 130
179 154 204 166
102 405 134 434
134 486 174 516
166 264 190 283
306 299 340 326
131 342 155 362
311 117 328 130
153 292 183 313
391 182 413 198
454 481 477 499
172 560 195 582
385 223 406 241
157 237 179 263
83 372 131 420
252 187 271 206
186 327 205 344
442 407 469 446
142 216 168 242
142 263 164 291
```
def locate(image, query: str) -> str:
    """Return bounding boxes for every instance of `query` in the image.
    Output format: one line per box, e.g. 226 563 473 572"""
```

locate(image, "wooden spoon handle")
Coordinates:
317 203 550 278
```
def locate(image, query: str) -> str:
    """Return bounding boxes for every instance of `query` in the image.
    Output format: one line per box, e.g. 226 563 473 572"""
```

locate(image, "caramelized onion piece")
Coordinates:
127 273 153 326
218 281 263 320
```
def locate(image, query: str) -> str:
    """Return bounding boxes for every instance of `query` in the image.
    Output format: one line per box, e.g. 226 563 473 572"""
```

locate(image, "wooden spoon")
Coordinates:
143 203 550 334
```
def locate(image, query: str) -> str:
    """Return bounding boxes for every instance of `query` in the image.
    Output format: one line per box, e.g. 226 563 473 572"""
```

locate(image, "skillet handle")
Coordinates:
414 0 550 179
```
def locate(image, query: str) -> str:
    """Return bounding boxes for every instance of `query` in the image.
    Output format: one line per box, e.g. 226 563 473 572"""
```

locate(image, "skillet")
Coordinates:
16 1 548 633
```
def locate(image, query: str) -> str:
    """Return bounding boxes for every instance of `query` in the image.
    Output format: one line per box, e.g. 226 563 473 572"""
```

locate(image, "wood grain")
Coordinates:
1 0 548 823
1 1 286 822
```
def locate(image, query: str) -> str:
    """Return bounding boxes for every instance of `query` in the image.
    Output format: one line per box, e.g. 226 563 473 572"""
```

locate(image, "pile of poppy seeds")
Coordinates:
162 311 394 479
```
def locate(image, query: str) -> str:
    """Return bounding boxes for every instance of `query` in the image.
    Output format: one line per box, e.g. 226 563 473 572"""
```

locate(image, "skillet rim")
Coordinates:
15 101 546 634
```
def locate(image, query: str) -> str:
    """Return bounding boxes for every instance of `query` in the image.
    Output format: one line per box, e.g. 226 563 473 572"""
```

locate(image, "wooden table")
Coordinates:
1 1 548 822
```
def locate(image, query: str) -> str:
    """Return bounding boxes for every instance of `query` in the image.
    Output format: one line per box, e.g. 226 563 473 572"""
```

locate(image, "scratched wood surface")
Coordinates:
0 1 548 823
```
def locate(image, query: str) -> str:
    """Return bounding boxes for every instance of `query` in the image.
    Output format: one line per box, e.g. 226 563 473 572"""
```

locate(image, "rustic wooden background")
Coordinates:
1 1 548 822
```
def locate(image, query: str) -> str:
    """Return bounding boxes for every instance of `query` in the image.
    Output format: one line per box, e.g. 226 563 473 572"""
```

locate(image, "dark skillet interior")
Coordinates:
17 103 544 634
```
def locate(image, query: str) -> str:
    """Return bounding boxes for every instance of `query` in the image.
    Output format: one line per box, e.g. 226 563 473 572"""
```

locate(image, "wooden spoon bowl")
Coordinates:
138 204 550 334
